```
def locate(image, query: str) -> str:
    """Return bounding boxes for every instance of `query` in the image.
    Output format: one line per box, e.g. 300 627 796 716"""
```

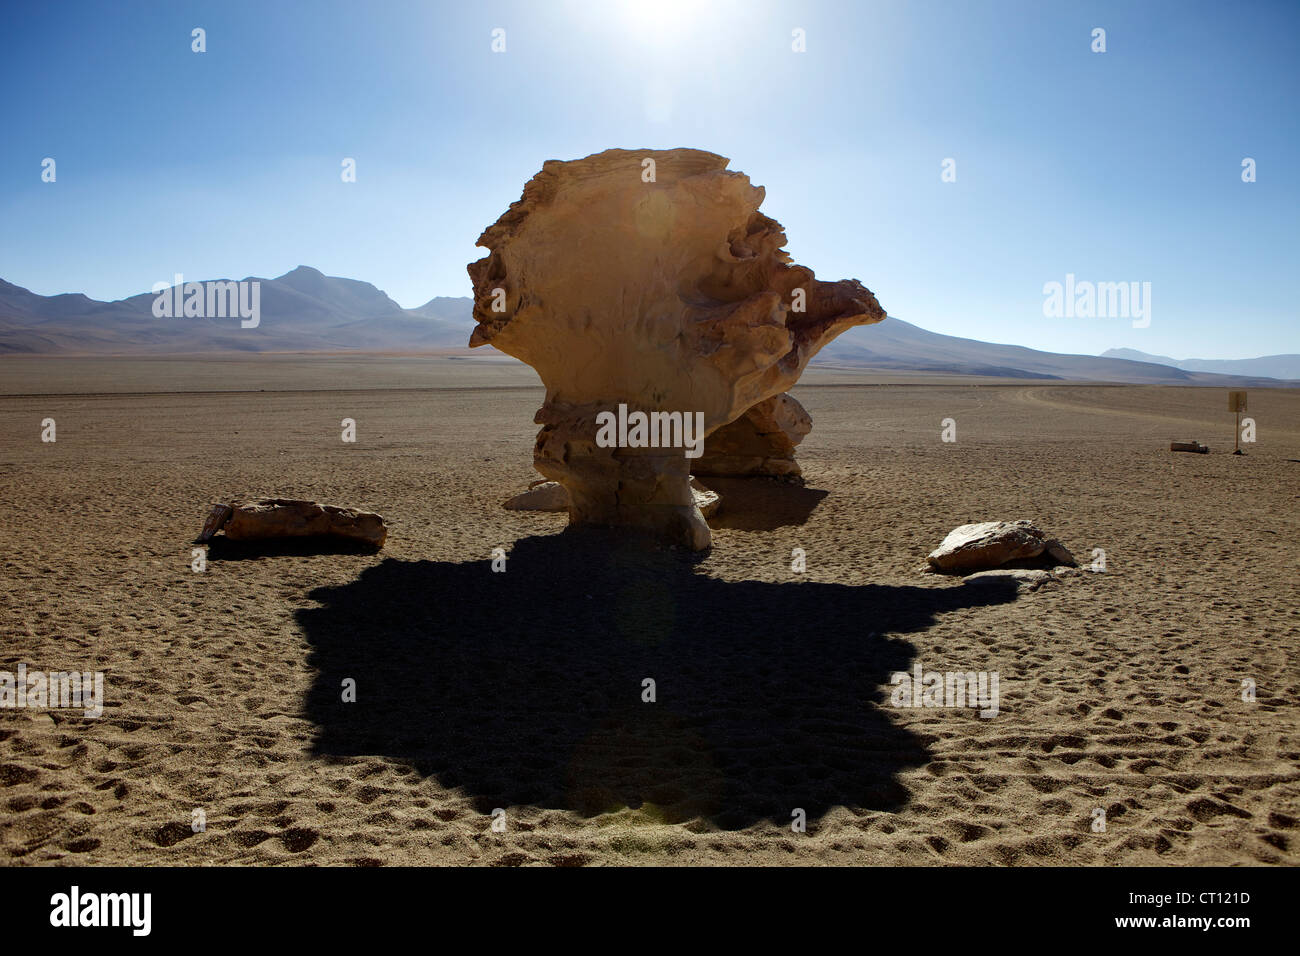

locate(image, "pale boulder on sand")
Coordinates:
501 480 571 512
927 520 1075 573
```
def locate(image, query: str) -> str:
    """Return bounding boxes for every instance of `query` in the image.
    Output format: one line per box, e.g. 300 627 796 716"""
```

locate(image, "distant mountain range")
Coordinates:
1 267 1293 386
0 267 469 354
817 319 1295 386
1100 347 1300 382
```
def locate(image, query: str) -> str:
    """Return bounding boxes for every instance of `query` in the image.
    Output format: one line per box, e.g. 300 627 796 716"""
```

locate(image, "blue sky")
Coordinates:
2 0 1296 358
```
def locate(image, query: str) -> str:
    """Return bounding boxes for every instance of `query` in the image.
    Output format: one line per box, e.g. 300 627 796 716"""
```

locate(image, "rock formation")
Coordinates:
196 499 387 549
926 520 1075 574
469 148 885 548
695 392 811 482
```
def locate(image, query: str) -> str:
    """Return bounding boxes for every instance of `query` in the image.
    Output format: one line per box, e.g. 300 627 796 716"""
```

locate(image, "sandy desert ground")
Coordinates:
1 355 1297 866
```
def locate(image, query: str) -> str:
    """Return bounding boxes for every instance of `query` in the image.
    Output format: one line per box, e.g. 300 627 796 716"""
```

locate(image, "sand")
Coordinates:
1 355 1297 866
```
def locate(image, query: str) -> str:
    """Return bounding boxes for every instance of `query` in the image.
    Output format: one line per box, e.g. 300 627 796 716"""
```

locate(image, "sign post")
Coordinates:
1228 391 1248 455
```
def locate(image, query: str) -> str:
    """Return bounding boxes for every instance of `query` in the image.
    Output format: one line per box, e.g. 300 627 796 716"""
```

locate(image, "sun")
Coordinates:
617 0 702 38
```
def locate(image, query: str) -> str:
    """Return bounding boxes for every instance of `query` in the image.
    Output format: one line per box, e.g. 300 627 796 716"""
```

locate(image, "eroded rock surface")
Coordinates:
695 393 811 482
469 148 885 548
197 499 386 549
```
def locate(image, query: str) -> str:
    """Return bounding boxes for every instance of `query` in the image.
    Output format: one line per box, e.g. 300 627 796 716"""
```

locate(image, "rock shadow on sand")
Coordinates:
702 477 828 532
296 529 1018 829
204 537 381 560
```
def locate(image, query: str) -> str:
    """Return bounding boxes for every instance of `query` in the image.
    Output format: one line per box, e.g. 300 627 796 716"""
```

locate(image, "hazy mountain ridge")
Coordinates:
0 269 1293 386
0 267 473 354
1101 347 1300 382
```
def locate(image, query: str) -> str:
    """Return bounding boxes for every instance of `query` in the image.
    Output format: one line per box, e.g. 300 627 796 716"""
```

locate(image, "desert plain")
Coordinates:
1 354 1297 866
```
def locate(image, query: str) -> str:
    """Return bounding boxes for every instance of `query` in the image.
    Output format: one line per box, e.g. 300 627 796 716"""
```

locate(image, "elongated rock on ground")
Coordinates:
197 499 387 548
468 147 885 549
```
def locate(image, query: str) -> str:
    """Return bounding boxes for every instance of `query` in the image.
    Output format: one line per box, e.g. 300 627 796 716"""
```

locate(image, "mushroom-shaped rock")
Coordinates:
468 148 885 549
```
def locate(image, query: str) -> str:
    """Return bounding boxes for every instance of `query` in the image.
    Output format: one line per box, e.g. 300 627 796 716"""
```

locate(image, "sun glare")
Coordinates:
618 0 703 39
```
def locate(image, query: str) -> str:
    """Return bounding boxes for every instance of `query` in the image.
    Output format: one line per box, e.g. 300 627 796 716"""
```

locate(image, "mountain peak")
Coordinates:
279 265 324 280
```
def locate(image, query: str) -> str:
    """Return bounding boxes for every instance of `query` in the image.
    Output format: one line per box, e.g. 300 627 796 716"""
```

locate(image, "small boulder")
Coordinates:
690 478 721 520
198 499 386 548
503 481 569 512
927 520 1076 574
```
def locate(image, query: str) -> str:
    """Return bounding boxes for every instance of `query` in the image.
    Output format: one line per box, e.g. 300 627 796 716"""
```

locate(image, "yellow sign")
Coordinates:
1228 390 1248 412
